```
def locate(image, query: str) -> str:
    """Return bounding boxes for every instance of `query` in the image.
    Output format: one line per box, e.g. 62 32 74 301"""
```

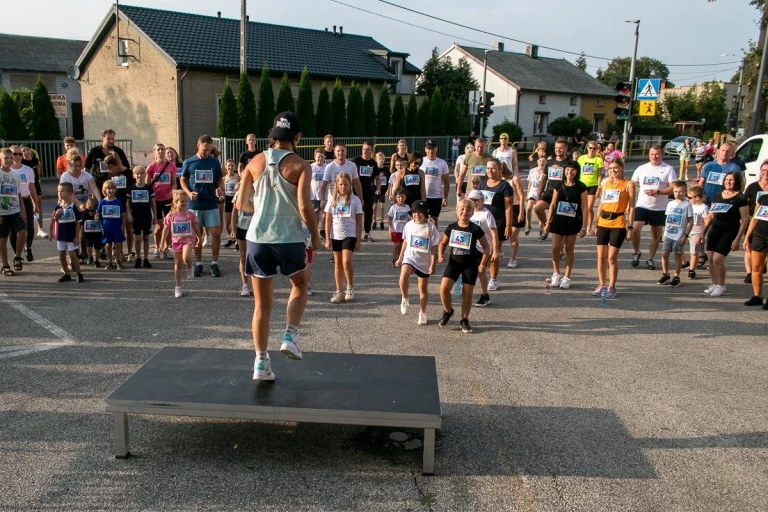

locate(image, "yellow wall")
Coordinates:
581 96 616 131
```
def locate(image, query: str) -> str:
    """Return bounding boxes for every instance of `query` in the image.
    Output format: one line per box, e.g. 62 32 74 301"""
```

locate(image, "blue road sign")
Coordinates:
637 79 661 100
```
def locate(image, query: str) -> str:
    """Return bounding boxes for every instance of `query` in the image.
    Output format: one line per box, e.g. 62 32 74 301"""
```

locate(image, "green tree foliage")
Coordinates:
257 66 275 138
491 120 523 144
29 79 60 140
596 57 674 88
661 82 728 132
275 73 295 114
237 72 258 136
392 94 406 135
575 52 587 72
346 82 364 137
0 89 28 140
377 86 392 137
331 78 348 137
416 48 479 112
217 81 239 138
315 83 332 137
418 98 433 136
296 67 315 137
12 88 33 136
660 88 699 122
443 96 463 136
405 94 418 136
547 116 592 137
362 83 377 136
431 87 446 136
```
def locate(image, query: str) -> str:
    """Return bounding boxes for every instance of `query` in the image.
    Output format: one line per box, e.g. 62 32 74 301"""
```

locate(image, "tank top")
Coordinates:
494 147 514 171
403 168 421 205
597 179 631 229
246 148 305 244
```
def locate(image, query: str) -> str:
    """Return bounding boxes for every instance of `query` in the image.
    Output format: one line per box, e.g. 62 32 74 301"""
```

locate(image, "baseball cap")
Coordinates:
467 190 484 200
425 139 437 148
411 200 429 214
268 111 301 140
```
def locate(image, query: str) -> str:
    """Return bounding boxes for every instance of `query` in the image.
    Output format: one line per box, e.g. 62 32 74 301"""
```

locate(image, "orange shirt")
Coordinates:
597 178 632 229
56 153 85 176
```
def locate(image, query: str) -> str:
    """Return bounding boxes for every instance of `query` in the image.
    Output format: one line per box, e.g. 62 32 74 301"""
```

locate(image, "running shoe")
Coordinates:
744 273 752 284
645 258 655 270
143 259 152 269
37 230 47 238
193 263 203 277
187 265 194 280
134 259 142 269
688 269 696 279
115 262 123 271
474 294 490 307
58 274 72 282
76 273 85 283
460 318 472 333
363 233 373 242
344 286 355 301
253 355 275 381
631 252 641 267
550 273 561 288
330 291 345 304
224 239 236 248
307 286 313 296
657 273 671 285
87 256 94 265
94 260 101 268
400 298 409 315
524 225 531 236
174 286 183 298
507 258 518 269
669 276 681 287
559 276 572 289
488 278 498 291
379 222 385 230
710 285 726 297
592 284 606 296
25 248 33 262
538 231 548 242
241 284 252 296
280 331 303 360
606 286 617 299
153 249 162 259
744 296 764 306
202 235 209 247
418 311 427 325
163 249 172 259
704 284 716 294
211 263 221 277
439 308 454 327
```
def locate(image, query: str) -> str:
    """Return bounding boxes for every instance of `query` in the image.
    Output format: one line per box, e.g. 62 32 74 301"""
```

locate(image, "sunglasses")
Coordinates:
588 146 597 150
12 152 22 156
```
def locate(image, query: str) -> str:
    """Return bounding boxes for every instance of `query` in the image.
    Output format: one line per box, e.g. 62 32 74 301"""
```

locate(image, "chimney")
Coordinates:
494 41 504 52
333 25 337 34
325 27 328 32
217 11 221 18
525 44 539 59
246 15 249 22
339 26 343 36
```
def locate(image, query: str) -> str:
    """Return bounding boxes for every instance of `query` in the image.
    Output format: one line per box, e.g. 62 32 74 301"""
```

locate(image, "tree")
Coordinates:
661 82 728 132
418 98 432 136
331 78 348 137
296 67 315 137
217 81 239 138
405 94 418 136
431 87 446 136
362 83 377 136
392 94 406 135
12 88 33 137
29 79 60 140
491 120 523 144
416 48 479 113
660 88 699 122
275 73 295 114
575 52 587 72
257 65 275 138
237 72 258 136
377 86 392 137
346 82 364 137
547 116 592 138
315 83 332 137
443 96 463 136
0 89 28 140
596 57 674 88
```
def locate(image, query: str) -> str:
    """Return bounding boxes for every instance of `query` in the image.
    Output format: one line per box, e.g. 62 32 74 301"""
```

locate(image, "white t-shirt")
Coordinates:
690 202 710 237
324 194 362 240
322 160 358 200
527 168 543 200
664 199 693 242
420 157 450 199
470 207 497 253
310 162 326 201
0 169 22 215
387 204 411 233
401 220 440 274
455 155 469 183
631 162 677 211
451 137 461 149
12 165 35 198
224 174 238 197
60 170 95 203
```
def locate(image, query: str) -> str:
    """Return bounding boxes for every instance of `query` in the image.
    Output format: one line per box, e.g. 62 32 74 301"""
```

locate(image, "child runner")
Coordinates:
657 181 694 287
81 198 103 268
324 172 363 303
373 151 389 230
525 156 546 236
396 200 440 325
437 199 491 333
50 182 84 282
467 189 498 307
223 159 238 248
388 188 411 267
230 184 253 296
686 185 709 279
126 165 156 269
163 189 201 298
310 148 326 238
104 153 136 259
501 161 526 269
146 143 175 259
0 147 26 276
96 180 126 270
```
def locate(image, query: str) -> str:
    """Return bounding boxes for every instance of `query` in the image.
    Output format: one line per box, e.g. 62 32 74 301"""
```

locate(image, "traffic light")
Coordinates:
484 92 495 118
614 81 632 121
478 102 485 117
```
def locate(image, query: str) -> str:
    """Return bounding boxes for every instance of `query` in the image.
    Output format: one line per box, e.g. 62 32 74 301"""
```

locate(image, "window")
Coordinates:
596 98 604 107
593 114 605 133
538 94 546 104
736 138 763 164
117 39 130 67
570 96 577 106
534 112 548 135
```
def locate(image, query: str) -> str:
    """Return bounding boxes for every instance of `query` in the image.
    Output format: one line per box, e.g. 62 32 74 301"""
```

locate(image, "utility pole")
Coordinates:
622 20 640 155
240 0 247 74
480 50 489 138
750 2 768 135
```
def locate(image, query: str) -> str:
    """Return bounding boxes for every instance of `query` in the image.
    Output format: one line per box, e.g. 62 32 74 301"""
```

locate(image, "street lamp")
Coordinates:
622 20 640 156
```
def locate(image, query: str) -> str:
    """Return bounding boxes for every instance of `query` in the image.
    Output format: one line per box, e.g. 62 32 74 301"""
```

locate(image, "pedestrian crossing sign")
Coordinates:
636 79 660 100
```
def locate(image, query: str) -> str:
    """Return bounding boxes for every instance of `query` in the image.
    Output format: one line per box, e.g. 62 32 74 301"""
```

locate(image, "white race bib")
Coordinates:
59 207 76 223
101 205 121 218
581 163 595 176
112 176 126 189
334 204 352 218
84 220 101 232
642 176 661 189
755 205 768 221
172 221 192 236
602 189 620 204
555 201 576 217
710 202 732 214
481 190 495 205
156 172 171 185
448 229 472 250
408 234 429 253
471 165 486 176
195 169 213 183
359 166 373 177
547 167 562 181
404 174 420 186
131 189 149 203
0 183 17 197
424 166 439 177
706 172 725 186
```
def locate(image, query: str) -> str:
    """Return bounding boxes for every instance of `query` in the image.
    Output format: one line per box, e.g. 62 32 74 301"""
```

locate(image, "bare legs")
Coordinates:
250 268 309 352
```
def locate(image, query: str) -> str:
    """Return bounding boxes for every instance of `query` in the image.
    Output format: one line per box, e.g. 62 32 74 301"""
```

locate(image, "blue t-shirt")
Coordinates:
700 161 742 206
54 203 81 243
181 155 222 211
97 198 124 233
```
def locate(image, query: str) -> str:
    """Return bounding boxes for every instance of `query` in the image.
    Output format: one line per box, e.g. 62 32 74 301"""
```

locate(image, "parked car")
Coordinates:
663 136 700 157
735 134 768 187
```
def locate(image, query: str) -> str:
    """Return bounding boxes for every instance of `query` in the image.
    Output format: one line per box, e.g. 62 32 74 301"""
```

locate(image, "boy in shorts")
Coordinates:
126 166 156 268
657 181 694 287
0 147 27 276
50 182 84 282
81 198 103 267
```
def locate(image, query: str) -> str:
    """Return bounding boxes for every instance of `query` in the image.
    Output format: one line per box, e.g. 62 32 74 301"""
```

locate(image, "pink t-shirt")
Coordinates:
164 210 197 245
146 161 174 202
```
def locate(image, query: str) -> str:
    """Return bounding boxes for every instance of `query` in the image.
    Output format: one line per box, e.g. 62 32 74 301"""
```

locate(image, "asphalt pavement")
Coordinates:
1 158 767 511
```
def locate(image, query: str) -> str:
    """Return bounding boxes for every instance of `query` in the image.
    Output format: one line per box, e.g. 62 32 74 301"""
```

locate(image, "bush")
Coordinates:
0 89 28 140
315 84 332 137
217 81 239 138
331 78 348 137
405 95 418 136
362 84 376 137
347 82 364 137
490 120 523 144
237 73 258 136
29 79 60 140
377 86 392 137
275 73 295 114
257 66 275 138
547 116 592 138
296 67 315 137
392 94 406 136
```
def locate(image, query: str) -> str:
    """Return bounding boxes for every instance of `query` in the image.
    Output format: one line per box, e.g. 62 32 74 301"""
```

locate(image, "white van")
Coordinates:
735 134 768 186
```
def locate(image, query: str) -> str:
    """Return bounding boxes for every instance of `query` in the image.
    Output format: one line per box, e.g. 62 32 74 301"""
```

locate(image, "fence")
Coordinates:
0 139 134 180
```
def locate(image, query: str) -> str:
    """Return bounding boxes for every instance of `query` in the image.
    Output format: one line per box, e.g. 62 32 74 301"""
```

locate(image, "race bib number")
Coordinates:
131 189 150 203
642 176 661 189
706 172 725 186
313 171 324 182
710 203 732 214
404 174 420 186
408 234 429 253
18 173 27 183
394 210 410 222
532 178 541 189
84 220 101 232
176 167 183 178
602 189 620 204
59 207 76 223
547 167 562 181
481 190 495 205
172 221 192 236
555 201 576 217
195 169 213 183
102 205 121 218
99 161 109 174
755 205 768 221
225 181 237 194
237 211 253 230
756 191 767 201
112 176 126 189
156 172 171 185
666 226 681 237
448 229 472 250
424 166 439 177
0 183 17 197
379 175 388 186
581 163 595 176
471 165 486 176
666 214 682 227
334 204 352 218
359 166 373 177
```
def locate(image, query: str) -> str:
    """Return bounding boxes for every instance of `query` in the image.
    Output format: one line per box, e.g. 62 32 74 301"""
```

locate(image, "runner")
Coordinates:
0 148 26 276
697 142 742 207
84 129 130 192
453 143 473 198
477 159 514 290
393 153 426 208
467 189 498 307
146 143 175 259
457 138 491 197
525 155 546 236
742 161 768 283
238 134 260 176
577 142 604 236
352 142 378 241
319 143 362 210
8 145 38 262
743 182 768 308
325 172 362 303
420 140 450 227
533 139 570 241
492 133 519 176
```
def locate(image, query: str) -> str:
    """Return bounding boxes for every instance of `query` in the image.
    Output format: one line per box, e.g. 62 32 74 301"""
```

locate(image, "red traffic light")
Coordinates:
615 81 632 95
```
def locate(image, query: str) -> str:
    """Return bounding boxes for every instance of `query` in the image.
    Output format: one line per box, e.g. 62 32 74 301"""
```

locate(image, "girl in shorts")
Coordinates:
501 161 525 269
525 156 546 235
163 189 201 298
310 148 326 237
223 159 238 248
395 200 440 325
324 173 363 303
388 188 411 266
230 184 253 296
686 185 709 279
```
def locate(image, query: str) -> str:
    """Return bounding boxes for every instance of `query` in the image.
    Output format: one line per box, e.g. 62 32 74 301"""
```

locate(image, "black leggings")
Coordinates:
10 197 34 253
362 193 375 233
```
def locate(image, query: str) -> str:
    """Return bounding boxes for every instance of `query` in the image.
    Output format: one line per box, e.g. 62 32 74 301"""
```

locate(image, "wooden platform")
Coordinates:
106 347 442 474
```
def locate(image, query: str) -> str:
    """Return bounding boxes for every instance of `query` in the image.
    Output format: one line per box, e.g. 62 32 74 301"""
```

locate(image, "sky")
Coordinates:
0 0 760 86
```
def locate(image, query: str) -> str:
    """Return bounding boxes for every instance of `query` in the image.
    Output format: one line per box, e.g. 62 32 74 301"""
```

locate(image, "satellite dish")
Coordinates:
67 65 81 80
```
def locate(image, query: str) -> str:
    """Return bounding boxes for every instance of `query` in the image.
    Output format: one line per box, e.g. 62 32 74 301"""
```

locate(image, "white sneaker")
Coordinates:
174 286 182 298
559 276 572 289
202 235 209 247
507 258 518 269
330 291 345 304
488 278 499 291
710 285 726 297
418 311 427 325
253 355 275 381
186 265 194 280
307 286 313 296
153 249 162 259
704 284 716 294
550 273 561 288
37 230 48 238
400 298 409 315
241 283 251 296
163 248 172 260
345 286 355 301
280 331 303 360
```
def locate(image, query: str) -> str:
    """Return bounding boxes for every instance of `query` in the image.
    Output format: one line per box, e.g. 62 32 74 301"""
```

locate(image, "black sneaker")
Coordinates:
460 318 472 333
94 260 101 268
142 259 152 269
744 273 752 284
25 248 33 262
745 295 764 306
134 258 142 269
193 264 203 277
58 274 72 282
76 273 85 283
646 258 655 270
474 294 490 307
657 273 671 285
688 269 696 279
524 226 531 236
538 231 548 242
87 256 94 265
224 239 236 248
763 301 768 310
669 276 681 287
631 252 641 267
439 308 454 327
211 263 221 277
379 222 385 230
